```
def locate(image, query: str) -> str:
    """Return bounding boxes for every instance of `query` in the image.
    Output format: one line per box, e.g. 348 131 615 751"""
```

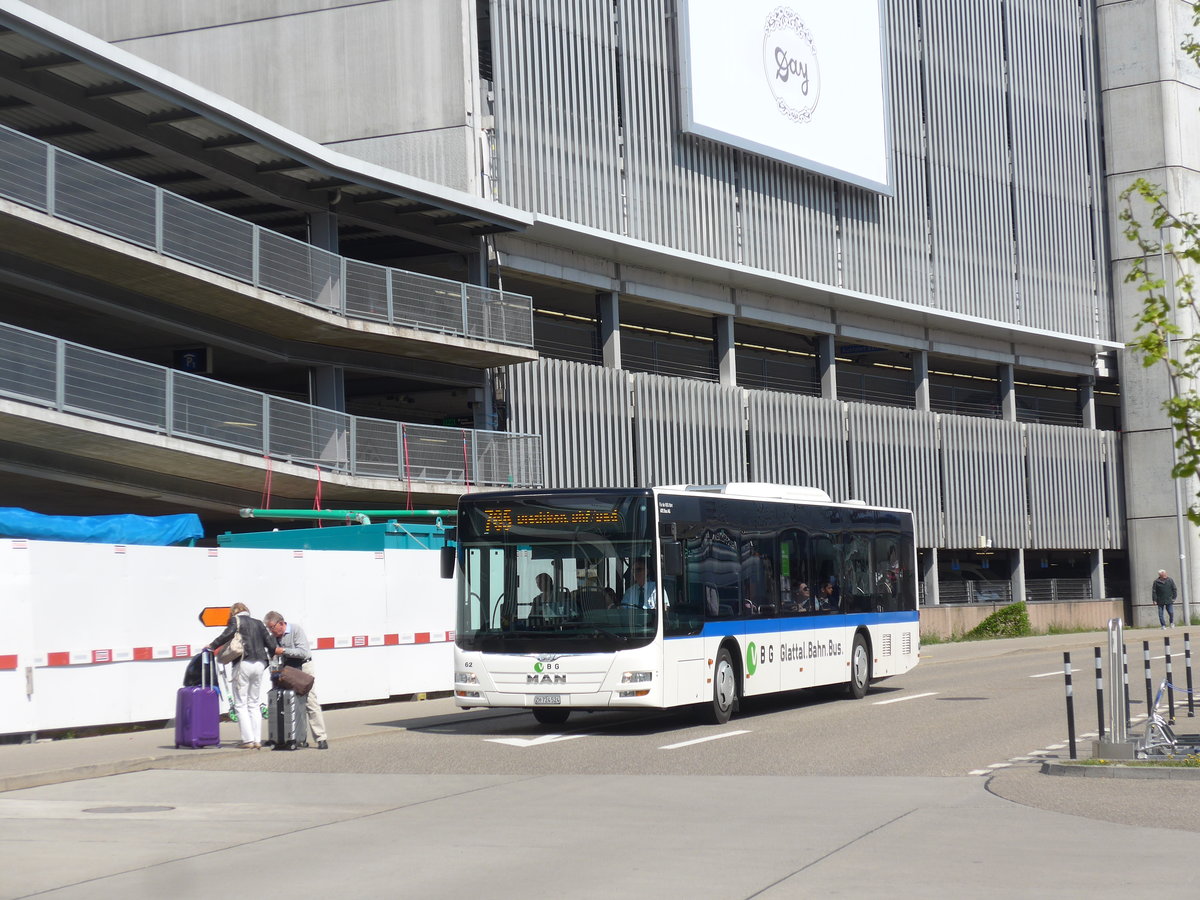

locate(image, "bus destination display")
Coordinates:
480 507 622 534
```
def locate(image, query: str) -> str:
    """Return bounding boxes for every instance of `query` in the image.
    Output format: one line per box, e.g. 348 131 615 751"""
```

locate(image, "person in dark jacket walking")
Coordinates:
1152 570 1178 629
207 603 276 748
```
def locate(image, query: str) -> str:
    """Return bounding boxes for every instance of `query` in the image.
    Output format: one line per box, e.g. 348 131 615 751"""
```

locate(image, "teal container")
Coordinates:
218 520 451 551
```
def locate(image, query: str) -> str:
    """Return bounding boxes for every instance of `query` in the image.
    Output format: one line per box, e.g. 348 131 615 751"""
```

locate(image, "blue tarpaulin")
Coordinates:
0 507 204 546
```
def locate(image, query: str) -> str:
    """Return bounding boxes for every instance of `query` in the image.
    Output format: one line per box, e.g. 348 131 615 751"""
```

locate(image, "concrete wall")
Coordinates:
0 539 455 736
919 599 1126 641
1100 0 1200 630
23 0 481 191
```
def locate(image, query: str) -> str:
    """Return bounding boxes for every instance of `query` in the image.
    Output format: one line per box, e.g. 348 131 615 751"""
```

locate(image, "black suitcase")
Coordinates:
266 687 308 750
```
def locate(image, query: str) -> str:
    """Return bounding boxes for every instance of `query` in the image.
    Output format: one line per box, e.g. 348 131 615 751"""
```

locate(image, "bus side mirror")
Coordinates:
440 545 456 579
662 541 682 577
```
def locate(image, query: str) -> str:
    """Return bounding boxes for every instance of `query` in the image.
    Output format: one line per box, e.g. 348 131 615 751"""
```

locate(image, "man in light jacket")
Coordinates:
264 611 329 749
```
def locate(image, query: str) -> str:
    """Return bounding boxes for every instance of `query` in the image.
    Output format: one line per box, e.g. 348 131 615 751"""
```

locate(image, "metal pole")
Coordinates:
1164 231 1192 627
1107 619 1126 744
1186 632 1195 718
1093 646 1105 741
1063 652 1077 760
1122 643 1131 728
1165 636 1175 724
1144 640 1153 716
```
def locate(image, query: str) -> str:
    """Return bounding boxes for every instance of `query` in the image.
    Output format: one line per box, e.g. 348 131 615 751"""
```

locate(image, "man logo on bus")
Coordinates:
746 642 757 677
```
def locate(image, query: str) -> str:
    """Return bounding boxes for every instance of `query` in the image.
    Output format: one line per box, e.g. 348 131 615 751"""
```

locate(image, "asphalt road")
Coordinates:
4 628 1199 899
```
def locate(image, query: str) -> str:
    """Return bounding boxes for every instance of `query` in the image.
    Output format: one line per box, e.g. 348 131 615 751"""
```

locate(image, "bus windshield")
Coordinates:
456 492 658 652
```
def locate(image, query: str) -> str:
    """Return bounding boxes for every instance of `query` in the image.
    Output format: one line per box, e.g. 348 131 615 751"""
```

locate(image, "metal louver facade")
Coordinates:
488 0 1108 340
502 359 1122 552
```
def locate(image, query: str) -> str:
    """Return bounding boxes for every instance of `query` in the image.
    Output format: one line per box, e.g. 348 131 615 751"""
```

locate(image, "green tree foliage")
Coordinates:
1119 4 1200 524
964 601 1032 640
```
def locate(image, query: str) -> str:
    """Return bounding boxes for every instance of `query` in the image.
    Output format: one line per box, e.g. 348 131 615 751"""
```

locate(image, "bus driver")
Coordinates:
621 558 667 609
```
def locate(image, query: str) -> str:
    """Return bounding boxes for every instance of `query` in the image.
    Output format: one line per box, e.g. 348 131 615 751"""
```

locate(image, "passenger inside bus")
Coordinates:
530 573 575 621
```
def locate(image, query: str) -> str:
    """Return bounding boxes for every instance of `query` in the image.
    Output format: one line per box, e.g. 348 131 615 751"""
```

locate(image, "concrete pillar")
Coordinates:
818 334 837 401
597 291 621 369
921 547 939 607
1011 548 1026 607
912 349 930 412
309 365 345 414
306 210 346 413
467 237 488 287
1079 375 1096 429
1099 0 1200 628
1091 549 1106 603
999 363 1016 422
308 211 339 254
714 315 736 386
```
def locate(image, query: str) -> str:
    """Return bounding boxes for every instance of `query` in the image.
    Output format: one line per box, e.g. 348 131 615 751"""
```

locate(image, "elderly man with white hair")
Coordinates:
1152 570 1178 630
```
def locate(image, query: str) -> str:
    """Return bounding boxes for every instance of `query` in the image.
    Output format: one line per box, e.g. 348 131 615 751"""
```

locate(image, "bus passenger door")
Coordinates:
777 529 816 692
738 536 780 699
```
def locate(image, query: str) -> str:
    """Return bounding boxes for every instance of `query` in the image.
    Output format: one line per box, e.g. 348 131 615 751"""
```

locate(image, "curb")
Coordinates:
1041 761 1200 781
0 743 264 794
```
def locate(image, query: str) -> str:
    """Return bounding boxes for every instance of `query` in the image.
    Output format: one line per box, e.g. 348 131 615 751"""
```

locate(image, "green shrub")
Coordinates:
964 601 1033 640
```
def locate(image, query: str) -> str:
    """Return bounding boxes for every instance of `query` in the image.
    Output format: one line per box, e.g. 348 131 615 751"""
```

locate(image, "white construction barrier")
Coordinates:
0 539 455 736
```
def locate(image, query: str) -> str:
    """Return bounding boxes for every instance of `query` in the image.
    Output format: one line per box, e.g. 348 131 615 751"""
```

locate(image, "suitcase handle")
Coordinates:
201 647 216 690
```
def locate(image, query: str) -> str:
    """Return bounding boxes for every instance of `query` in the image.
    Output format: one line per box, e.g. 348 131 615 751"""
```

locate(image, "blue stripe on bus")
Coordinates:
665 610 919 640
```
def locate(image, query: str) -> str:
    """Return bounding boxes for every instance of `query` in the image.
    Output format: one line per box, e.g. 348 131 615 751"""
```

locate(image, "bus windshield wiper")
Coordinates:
559 622 628 641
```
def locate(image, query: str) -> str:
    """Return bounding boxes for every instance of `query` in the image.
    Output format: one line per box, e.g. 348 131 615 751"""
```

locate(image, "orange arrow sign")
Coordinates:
199 606 231 627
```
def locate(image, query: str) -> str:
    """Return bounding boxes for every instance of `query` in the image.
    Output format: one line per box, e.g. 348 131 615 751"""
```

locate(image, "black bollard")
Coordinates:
1144 640 1153 717
1166 636 1175 724
1063 652 1077 760
1122 643 1131 728
1186 633 1195 718
1094 646 1105 741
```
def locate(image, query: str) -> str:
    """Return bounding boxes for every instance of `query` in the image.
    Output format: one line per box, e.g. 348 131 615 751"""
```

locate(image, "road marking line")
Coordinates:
485 734 591 748
988 762 1012 769
873 691 938 705
659 730 750 750
1030 670 1068 678
968 769 990 776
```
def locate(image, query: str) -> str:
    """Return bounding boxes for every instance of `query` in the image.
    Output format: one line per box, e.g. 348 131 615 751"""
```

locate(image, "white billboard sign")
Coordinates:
677 0 892 194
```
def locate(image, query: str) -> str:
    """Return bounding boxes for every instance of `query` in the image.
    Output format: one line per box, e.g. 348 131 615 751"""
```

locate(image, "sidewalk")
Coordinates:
0 694 462 793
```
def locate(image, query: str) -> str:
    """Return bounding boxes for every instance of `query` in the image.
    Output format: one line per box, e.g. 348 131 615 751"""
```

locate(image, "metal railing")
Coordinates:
1025 578 1093 603
935 581 1015 605
929 578 1095 605
0 123 534 348
0 320 543 489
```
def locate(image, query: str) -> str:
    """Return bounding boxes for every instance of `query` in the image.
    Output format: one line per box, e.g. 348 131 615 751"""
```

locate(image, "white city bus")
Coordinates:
449 483 919 725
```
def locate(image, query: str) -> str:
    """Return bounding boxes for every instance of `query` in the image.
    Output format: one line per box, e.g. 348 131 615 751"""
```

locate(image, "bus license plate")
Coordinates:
534 694 561 705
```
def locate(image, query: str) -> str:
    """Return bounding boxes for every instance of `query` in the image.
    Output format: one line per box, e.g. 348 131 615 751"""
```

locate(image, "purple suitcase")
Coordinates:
175 649 221 748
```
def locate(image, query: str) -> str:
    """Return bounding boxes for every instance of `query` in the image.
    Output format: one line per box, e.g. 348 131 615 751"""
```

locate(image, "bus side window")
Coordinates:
740 537 777 617
687 530 740 620
842 533 872 614
810 533 840 612
779 530 811 615
874 533 903 612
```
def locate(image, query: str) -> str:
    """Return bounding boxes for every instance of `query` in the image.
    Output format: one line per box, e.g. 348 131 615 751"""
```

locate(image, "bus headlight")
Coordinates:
455 671 478 684
621 671 653 684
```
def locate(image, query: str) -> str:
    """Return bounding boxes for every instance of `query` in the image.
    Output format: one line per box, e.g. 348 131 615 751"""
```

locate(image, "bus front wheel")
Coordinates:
707 647 737 724
532 708 570 725
847 633 871 699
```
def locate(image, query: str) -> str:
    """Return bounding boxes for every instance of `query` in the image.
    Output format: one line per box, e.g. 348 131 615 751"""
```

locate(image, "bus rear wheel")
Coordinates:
707 647 737 724
532 708 570 725
847 633 871 699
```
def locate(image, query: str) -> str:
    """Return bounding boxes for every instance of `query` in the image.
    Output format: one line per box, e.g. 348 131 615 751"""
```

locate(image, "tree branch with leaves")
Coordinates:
1118 3 1200 523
